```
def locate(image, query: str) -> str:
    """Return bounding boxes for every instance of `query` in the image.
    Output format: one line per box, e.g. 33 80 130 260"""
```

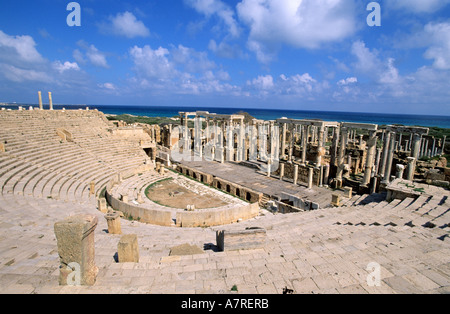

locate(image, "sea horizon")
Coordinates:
3 103 450 129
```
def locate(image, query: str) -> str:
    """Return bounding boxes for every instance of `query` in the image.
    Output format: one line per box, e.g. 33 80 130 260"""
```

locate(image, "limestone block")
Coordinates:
118 234 139 263
54 214 98 286
343 187 352 198
331 194 341 207
105 212 122 234
0 142 4 153
98 198 107 213
216 228 266 252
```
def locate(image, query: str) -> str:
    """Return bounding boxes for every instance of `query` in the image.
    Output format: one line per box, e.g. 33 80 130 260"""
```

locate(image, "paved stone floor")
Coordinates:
0 189 448 294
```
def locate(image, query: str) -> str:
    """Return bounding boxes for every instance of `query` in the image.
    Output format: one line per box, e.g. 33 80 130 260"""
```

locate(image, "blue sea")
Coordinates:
6 103 450 128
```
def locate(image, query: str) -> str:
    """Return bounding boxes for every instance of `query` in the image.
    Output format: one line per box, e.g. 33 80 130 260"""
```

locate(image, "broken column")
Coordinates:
54 214 98 286
396 164 405 179
98 198 107 213
117 234 139 263
279 163 285 181
406 157 416 181
105 212 122 234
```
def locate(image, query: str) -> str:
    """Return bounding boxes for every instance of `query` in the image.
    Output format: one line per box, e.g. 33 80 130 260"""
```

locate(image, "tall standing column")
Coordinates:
48 92 53 110
281 123 287 160
379 131 391 177
38 91 43 110
382 132 396 184
336 127 348 184
288 125 294 162
316 125 325 166
330 126 340 167
442 136 447 155
362 131 377 186
301 125 308 165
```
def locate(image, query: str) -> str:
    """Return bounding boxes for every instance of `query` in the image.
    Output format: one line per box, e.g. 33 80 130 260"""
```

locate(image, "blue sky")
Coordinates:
0 0 450 115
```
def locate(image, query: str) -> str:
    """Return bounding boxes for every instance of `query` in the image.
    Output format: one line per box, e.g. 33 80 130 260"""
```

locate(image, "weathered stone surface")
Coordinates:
169 243 204 256
118 234 139 263
54 214 98 286
105 212 122 234
216 228 266 252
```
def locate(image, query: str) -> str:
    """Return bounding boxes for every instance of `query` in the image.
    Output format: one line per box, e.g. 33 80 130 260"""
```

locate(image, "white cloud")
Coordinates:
75 41 109 68
53 61 80 73
423 23 450 70
184 0 241 38
247 75 274 90
385 0 450 13
101 11 150 38
171 45 216 73
98 82 116 90
0 63 51 83
237 0 358 63
337 77 357 86
0 30 45 65
129 45 176 81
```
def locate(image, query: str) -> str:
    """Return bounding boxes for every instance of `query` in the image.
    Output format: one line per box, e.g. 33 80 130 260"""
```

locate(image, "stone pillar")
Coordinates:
267 159 271 177
406 157 416 181
279 163 285 181
382 132 396 184
431 138 436 157
105 212 122 234
362 131 377 186
281 123 287 159
118 234 139 263
336 127 348 183
396 164 405 179
159 163 165 175
288 125 294 162
379 131 391 177
54 214 98 286
307 167 314 189
48 92 53 110
410 133 421 176
293 164 299 185
369 176 378 195
323 164 330 186
442 136 447 155
316 126 325 166
301 125 308 165
38 91 43 110
330 126 340 167
374 148 382 176
0 142 5 153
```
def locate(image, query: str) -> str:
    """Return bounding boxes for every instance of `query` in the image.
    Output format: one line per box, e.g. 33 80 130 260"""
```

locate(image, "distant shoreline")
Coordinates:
2 103 450 129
